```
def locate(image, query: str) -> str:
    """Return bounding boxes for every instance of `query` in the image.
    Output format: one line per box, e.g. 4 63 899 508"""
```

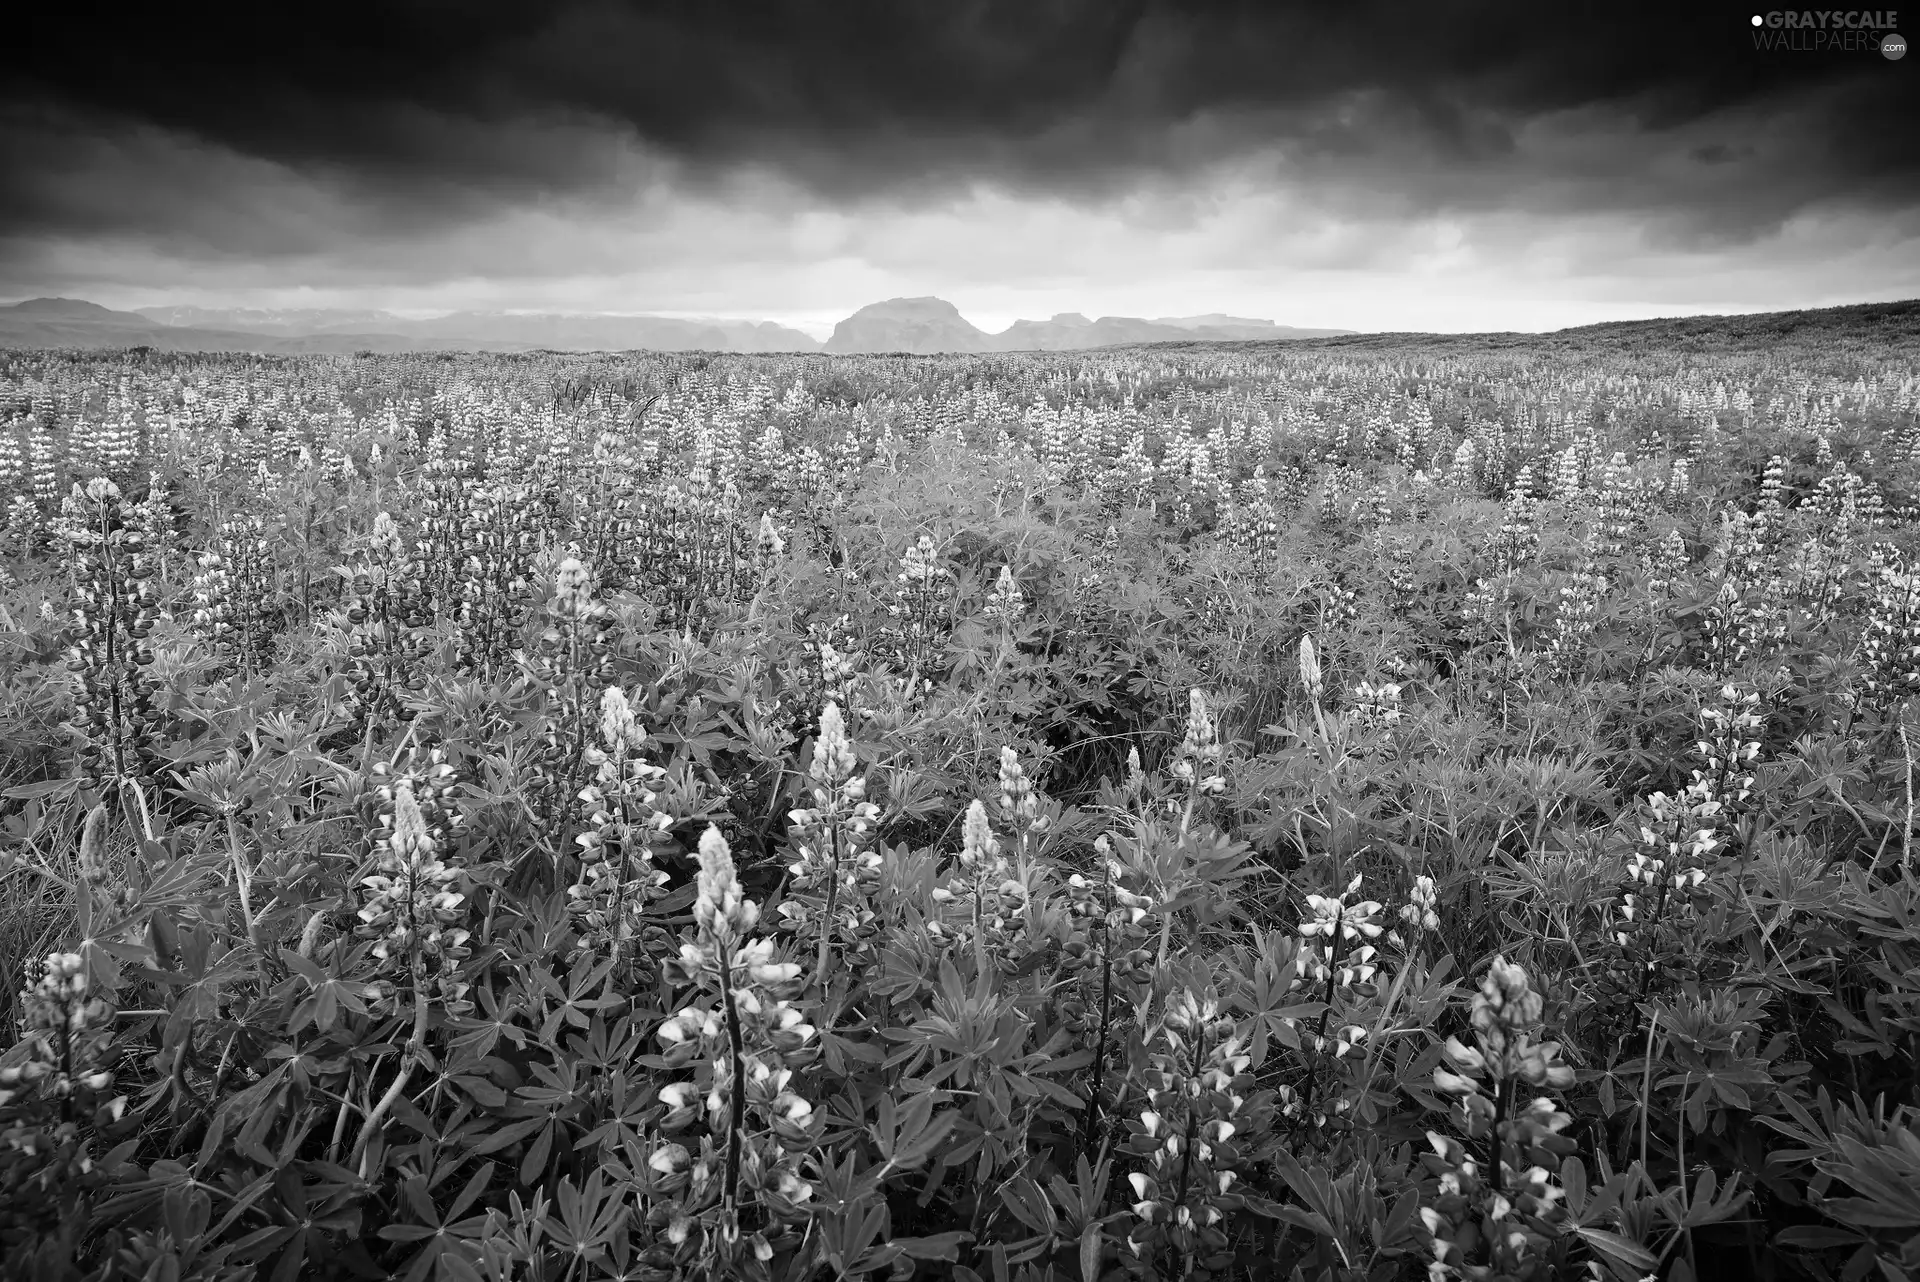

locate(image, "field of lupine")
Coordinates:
1 332 1919 1282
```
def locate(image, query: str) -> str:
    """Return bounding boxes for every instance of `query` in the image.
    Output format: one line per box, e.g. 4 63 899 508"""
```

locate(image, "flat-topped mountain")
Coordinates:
825 298 1355 353
826 297 995 354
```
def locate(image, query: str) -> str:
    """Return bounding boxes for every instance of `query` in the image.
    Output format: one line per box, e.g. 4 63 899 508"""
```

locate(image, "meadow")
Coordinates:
0 318 1917 1282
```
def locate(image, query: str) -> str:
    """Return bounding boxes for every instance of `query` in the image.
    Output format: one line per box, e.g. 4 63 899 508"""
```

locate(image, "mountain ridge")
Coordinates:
823 296 1354 353
1 294 1350 354
2 295 1913 355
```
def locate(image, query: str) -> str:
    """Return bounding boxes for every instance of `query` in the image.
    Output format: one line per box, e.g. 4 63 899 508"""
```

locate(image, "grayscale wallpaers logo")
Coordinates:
1749 10 1905 54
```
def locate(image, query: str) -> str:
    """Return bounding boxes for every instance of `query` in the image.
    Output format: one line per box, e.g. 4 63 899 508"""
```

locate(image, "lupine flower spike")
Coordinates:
779 703 883 992
645 827 821 1280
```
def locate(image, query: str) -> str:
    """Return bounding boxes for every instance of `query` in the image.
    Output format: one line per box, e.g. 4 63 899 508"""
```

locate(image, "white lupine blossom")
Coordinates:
1300 875 1386 946
1608 690 1757 958
755 510 785 558
1123 988 1266 1271
1434 958 1576 1097
1288 875 1385 1068
1350 680 1404 729
1169 689 1226 795
0 953 118 1109
982 564 1025 622
996 744 1051 841
1420 958 1579 1280
1299 634 1324 701
357 766 469 970
568 686 674 969
929 798 1032 965
779 703 884 976
646 827 820 1276
1401 874 1440 932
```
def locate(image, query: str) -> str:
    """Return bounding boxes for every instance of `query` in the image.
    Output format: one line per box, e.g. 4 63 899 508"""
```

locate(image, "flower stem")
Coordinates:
353 956 430 1177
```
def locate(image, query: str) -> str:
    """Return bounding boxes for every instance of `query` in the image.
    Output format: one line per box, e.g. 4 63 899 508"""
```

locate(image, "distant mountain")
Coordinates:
395 312 821 353
824 298 1355 353
0 295 1353 355
993 313 1101 351
826 297 995 354
1150 315 1352 340
0 298 240 351
1151 314 1272 329
137 305 403 335
0 300 519 354
994 314 1352 349
8 297 146 322
137 305 823 353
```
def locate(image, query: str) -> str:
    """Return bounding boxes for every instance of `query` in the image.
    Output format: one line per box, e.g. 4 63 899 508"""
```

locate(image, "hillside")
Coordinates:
824 297 995 354
8 294 1913 358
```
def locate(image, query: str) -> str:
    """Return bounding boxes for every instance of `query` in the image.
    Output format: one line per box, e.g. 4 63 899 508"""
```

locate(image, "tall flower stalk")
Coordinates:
647 828 820 1279
350 749 469 1174
1422 957 1580 1281
1289 874 1382 1127
1123 987 1268 1278
62 478 166 795
567 687 674 981
778 703 881 995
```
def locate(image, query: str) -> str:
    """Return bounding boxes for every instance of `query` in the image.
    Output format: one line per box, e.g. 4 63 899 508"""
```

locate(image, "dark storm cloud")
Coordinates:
4 0 1914 237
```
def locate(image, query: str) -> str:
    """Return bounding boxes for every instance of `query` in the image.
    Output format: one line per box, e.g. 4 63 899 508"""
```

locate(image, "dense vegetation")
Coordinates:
1 331 1918 1282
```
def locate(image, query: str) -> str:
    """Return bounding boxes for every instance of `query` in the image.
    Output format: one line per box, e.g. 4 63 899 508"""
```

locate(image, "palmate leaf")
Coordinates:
74 879 156 994
864 1088 959 1176
379 1163 498 1282
280 946 372 1036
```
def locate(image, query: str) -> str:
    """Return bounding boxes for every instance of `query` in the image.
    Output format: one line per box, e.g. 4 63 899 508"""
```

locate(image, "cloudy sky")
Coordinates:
2 2 1915 335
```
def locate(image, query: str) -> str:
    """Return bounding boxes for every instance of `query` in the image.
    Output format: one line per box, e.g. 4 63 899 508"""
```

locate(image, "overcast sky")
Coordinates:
3 2 1916 336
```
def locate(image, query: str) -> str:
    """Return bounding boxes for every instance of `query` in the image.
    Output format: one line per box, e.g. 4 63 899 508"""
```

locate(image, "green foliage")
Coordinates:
0 339 1918 1280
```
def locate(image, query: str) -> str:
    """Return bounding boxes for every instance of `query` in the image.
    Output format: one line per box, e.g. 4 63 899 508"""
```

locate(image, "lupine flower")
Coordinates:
1273 875 1389 1127
1122 988 1266 1273
1401 874 1440 932
354 750 471 1022
1064 842 1145 936
63 476 167 788
1350 679 1405 730
982 564 1025 622
929 798 1032 967
0 953 117 1109
569 686 674 970
597 684 645 761
358 774 470 969
1419 958 1579 1279
1434 956 1574 1096
755 511 785 558
809 702 859 792
778 703 884 979
883 535 954 691
1169 689 1227 794
550 556 592 611
646 826 820 1277
996 745 1051 837
1300 875 1385 945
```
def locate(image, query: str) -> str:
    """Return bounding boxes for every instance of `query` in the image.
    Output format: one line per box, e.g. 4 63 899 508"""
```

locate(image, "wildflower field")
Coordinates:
2 322 1919 1282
